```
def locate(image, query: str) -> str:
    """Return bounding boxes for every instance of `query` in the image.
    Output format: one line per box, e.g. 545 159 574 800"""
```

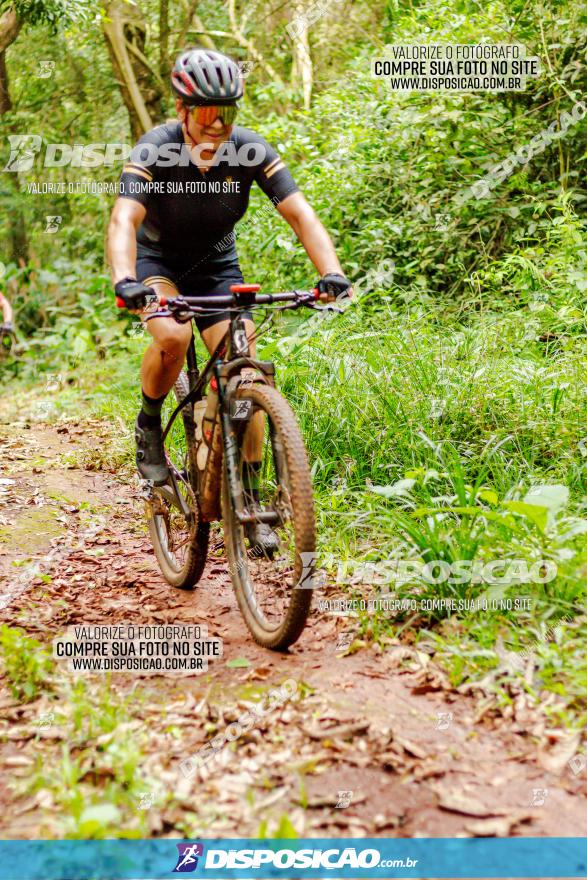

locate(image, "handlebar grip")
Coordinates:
311 288 320 299
115 296 126 308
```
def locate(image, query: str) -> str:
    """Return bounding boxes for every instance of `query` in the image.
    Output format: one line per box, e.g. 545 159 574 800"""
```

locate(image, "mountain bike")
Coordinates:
141 283 333 650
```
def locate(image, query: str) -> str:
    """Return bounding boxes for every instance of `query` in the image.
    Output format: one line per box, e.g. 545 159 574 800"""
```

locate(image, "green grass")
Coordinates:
271 281 586 719
0 626 55 701
9 672 166 838
0 626 164 836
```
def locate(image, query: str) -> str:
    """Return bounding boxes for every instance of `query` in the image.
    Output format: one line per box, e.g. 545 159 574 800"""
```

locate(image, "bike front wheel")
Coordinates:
221 383 316 650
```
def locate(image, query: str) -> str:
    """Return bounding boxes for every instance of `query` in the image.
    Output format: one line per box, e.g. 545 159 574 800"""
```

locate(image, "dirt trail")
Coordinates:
0 421 585 841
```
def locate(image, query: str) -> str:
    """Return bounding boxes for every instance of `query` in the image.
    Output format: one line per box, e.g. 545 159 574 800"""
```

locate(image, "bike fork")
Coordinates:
217 370 279 527
217 365 247 522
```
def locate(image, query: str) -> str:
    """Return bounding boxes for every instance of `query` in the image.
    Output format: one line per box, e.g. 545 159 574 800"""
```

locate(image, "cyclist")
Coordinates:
0 292 15 346
107 48 351 552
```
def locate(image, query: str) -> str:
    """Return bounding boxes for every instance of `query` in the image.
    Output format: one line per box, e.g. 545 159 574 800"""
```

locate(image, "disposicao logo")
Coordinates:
173 843 204 872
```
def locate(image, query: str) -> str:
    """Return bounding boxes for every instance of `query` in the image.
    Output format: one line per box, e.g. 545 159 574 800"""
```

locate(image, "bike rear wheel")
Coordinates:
147 372 209 589
221 383 315 650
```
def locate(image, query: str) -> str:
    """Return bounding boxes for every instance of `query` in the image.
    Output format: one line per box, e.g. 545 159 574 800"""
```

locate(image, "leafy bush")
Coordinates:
0 625 54 700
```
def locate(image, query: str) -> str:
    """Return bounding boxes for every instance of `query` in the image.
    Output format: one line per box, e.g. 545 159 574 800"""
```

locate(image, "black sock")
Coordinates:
138 390 166 428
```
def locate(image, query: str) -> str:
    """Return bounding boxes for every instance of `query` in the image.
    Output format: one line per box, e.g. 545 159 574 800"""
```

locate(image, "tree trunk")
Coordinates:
0 49 9 113
103 0 165 140
289 2 313 109
0 11 29 265
159 0 169 80
0 8 20 53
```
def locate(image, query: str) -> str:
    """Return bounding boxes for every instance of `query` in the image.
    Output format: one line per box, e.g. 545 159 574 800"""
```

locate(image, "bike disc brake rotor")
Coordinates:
152 471 196 573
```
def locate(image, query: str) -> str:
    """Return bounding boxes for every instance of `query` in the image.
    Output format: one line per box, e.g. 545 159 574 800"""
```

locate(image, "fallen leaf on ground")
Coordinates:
465 812 533 837
302 720 370 740
538 731 581 774
394 735 428 759
436 789 515 818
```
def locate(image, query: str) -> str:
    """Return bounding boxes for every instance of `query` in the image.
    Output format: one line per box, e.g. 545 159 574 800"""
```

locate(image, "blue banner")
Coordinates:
0 838 585 878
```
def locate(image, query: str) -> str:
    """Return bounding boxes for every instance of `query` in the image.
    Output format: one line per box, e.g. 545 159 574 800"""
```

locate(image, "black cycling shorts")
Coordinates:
136 257 252 332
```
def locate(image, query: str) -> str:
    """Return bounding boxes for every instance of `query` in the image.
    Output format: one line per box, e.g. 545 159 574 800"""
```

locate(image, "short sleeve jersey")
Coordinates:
118 123 298 268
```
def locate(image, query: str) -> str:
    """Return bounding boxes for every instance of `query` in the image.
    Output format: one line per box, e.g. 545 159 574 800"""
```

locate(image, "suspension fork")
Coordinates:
216 361 279 527
218 311 248 523
216 361 246 522
218 311 278 525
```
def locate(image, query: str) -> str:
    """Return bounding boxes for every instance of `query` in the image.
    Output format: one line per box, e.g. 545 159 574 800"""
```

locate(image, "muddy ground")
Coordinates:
0 419 585 847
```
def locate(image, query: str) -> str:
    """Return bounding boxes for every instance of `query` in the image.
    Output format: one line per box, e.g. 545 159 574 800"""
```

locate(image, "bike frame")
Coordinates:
160 307 277 524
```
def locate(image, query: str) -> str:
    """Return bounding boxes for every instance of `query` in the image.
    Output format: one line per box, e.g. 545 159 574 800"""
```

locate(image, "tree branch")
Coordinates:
103 1 153 135
176 0 216 50
188 28 283 83
0 8 21 54
124 33 164 87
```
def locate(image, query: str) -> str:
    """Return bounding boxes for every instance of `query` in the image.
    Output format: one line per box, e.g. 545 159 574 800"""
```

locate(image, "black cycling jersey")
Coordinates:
118 123 299 271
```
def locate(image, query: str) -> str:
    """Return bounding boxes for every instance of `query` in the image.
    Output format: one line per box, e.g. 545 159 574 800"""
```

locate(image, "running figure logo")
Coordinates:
3 134 42 172
230 399 252 420
173 843 204 872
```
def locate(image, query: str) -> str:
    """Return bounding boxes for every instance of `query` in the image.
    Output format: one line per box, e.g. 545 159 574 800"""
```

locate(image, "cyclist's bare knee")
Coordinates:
201 318 256 356
148 318 192 362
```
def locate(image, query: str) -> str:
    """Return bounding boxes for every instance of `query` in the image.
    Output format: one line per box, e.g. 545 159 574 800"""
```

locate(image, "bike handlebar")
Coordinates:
158 287 321 309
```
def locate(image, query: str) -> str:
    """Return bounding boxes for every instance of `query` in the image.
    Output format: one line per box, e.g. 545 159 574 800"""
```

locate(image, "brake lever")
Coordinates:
310 303 345 314
155 293 194 323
